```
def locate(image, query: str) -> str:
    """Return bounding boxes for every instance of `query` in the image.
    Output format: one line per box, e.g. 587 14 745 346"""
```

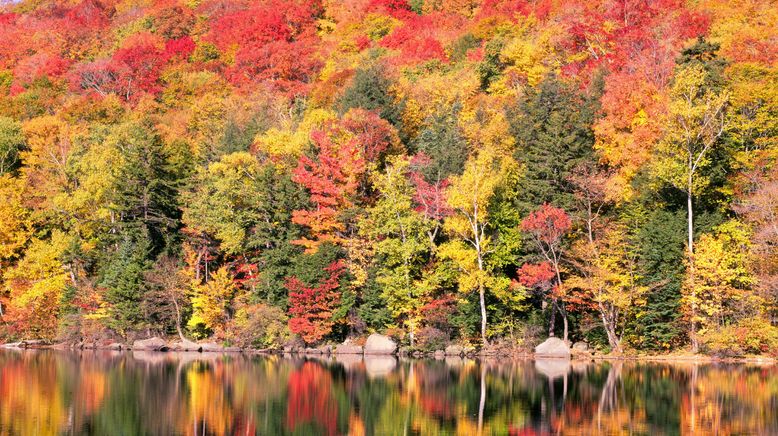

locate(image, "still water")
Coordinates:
0 350 776 435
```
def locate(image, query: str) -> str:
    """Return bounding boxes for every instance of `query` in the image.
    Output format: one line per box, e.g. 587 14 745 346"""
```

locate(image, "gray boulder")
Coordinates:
199 342 224 352
334 343 363 355
364 334 397 355
170 340 202 352
534 337 571 359
445 345 464 356
572 341 589 352
133 337 169 351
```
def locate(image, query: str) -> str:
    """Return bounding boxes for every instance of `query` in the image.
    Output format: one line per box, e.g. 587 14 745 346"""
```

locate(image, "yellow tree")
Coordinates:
682 220 756 350
440 147 519 345
187 266 237 339
568 224 647 352
3 232 70 340
0 174 32 323
653 60 729 351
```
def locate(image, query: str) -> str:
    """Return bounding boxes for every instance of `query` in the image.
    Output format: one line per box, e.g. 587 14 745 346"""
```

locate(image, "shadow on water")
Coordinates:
0 350 776 435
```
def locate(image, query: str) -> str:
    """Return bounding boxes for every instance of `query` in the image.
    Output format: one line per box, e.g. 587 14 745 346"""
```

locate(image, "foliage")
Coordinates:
0 0 775 355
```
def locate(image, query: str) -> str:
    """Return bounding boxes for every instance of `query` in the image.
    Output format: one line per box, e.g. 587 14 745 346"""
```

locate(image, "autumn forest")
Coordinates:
0 0 776 357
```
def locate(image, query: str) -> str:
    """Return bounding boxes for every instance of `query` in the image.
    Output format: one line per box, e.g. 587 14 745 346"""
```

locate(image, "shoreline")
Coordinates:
2 341 774 365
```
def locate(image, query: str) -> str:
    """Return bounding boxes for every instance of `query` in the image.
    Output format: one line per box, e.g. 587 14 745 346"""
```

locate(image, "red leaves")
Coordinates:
521 204 571 247
70 33 170 102
163 37 195 60
518 262 555 291
410 153 452 221
292 115 374 251
286 260 346 344
380 14 451 64
208 0 322 95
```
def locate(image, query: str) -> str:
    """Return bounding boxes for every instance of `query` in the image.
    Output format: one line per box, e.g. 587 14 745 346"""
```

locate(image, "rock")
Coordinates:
132 337 169 351
108 343 124 351
199 342 224 352
0 342 23 349
463 346 477 357
445 345 464 356
317 345 333 355
534 337 571 359
170 340 202 352
223 346 242 353
433 350 445 359
334 343 363 355
21 340 49 349
303 347 321 354
572 342 589 352
364 334 397 355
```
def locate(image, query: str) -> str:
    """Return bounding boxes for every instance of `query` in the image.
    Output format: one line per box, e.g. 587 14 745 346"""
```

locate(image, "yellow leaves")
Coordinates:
0 174 31 262
188 266 237 337
3 231 70 338
253 108 336 160
682 220 757 329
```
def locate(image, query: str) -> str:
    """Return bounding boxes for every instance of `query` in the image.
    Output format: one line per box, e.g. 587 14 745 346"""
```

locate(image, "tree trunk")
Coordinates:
548 301 556 337
687 181 699 353
479 284 487 346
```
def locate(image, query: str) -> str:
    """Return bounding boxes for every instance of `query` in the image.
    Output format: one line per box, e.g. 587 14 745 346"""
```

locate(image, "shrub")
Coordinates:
700 317 778 357
225 303 291 349
415 326 449 352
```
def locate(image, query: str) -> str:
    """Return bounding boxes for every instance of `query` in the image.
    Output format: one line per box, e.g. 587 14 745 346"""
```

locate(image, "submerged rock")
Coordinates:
534 337 571 359
364 334 397 355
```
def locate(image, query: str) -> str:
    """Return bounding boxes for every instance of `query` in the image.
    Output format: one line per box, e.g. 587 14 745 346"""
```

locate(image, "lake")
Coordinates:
0 350 775 435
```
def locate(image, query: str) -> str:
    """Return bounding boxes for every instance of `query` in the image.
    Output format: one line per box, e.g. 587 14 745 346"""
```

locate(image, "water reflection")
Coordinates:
0 350 776 435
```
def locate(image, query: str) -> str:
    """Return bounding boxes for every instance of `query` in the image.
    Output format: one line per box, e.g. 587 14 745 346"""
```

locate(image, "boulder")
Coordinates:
199 342 224 352
0 342 23 349
433 350 445 359
170 340 202 352
108 343 124 351
223 346 242 353
317 345 333 355
572 342 589 352
364 334 397 355
534 337 570 359
303 347 322 354
445 345 464 356
132 337 169 351
334 343 363 355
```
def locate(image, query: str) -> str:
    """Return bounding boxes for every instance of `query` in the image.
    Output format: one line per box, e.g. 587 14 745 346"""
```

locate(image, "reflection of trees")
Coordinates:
1 352 777 435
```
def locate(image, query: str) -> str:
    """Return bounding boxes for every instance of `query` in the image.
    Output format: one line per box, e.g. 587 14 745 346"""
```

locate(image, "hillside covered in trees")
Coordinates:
0 0 776 356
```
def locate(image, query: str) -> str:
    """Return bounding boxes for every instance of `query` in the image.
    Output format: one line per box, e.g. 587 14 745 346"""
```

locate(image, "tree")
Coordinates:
187 266 237 339
653 61 728 257
98 228 152 337
291 120 367 252
568 224 647 352
521 204 572 341
361 156 432 345
3 232 69 340
286 260 346 345
652 43 729 351
440 148 518 345
142 256 192 341
0 117 24 175
682 220 757 350
507 75 599 213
